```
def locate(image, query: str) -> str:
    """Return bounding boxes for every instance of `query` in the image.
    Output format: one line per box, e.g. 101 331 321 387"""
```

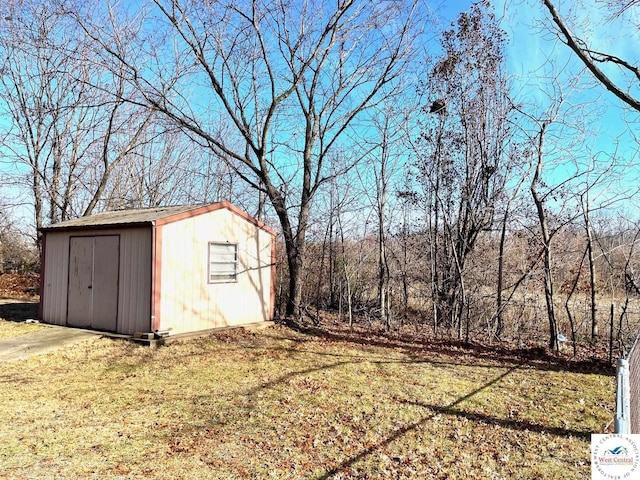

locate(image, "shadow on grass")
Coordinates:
402 399 591 440
210 330 518 380
0 302 38 322
315 362 590 480
225 332 596 480
286 320 614 376
245 359 358 396
0 373 32 385
48 325 600 479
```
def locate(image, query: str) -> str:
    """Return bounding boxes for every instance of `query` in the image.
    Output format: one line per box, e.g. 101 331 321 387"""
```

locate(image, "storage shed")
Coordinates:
38 202 275 336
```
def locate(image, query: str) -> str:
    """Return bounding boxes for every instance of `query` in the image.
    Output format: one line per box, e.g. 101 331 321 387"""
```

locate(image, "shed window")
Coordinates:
208 242 237 283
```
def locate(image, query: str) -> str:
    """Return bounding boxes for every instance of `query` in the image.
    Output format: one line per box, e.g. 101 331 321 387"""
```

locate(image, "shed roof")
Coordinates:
40 202 276 236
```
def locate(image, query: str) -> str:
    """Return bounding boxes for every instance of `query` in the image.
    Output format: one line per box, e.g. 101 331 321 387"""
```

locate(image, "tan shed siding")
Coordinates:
116 228 153 334
41 233 70 325
40 227 152 334
158 208 273 335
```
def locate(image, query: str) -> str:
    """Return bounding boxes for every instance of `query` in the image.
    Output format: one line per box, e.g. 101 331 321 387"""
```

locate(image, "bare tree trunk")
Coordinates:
378 214 389 329
329 187 336 309
401 212 409 324
344 260 353 331
587 234 598 338
495 208 508 339
397 190 414 326
337 218 353 331
564 246 587 356
582 198 598 340
287 249 305 319
50 136 62 224
315 219 331 326
33 165 44 249
377 158 388 329
430 118 444 334
377 123 391 330
530 121 558 351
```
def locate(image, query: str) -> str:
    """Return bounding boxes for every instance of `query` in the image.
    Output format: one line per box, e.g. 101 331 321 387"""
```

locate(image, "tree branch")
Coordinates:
542 0 640 112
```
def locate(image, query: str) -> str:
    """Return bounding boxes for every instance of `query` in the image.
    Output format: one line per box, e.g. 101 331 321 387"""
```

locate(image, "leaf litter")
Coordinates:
0 320 614 479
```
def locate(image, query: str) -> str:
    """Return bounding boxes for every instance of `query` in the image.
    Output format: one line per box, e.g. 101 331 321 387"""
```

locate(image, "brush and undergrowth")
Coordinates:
0 312 614 480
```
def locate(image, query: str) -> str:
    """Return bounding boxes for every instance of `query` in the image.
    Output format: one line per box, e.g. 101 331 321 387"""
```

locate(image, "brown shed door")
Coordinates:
67 235 120 331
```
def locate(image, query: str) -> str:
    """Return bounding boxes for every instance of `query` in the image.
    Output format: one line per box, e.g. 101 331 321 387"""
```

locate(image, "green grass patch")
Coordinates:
0 326 614 479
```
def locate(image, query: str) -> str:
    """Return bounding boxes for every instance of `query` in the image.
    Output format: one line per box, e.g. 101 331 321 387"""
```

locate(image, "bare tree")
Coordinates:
0 2 85 233
413 1 513 339
518 107 587 351
493 143 531 339
529 120 562 350
73 0 422 319
80 76 156 217
374 120 393 331
515 89 611 350
0 1 156 239
357 103 412 330
0 199 38 273
542 0 640 112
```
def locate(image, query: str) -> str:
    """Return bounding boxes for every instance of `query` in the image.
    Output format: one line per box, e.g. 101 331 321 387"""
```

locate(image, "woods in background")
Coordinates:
0 0 639 354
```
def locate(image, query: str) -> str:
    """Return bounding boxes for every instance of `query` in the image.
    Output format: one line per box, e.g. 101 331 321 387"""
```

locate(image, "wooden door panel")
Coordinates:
91 236 120 331
67 235 120 331
67 237 93 328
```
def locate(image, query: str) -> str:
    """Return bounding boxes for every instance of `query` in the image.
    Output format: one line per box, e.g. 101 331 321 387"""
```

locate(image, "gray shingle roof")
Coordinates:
40 204 213 231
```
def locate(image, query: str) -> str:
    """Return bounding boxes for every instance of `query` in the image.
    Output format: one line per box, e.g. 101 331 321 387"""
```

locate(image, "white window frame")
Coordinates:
208 242 238 283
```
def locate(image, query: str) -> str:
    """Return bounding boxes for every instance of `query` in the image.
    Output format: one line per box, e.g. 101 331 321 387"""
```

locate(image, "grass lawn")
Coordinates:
0 319 44 340
0 322 614 479
0 301 44 340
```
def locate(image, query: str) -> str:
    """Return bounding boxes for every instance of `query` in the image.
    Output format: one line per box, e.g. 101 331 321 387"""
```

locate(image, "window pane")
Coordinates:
209 243 237 282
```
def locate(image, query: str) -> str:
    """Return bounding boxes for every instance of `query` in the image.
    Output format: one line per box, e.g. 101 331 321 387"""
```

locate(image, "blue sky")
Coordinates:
3 0 639 229
409 0 640 222
431 0 639 141
494 0 639 140
496 0 639 207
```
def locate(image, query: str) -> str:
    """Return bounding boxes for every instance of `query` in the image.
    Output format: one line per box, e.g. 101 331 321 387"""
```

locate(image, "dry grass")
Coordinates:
0 320 44 340
0 323 614 479
0 300 44 339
